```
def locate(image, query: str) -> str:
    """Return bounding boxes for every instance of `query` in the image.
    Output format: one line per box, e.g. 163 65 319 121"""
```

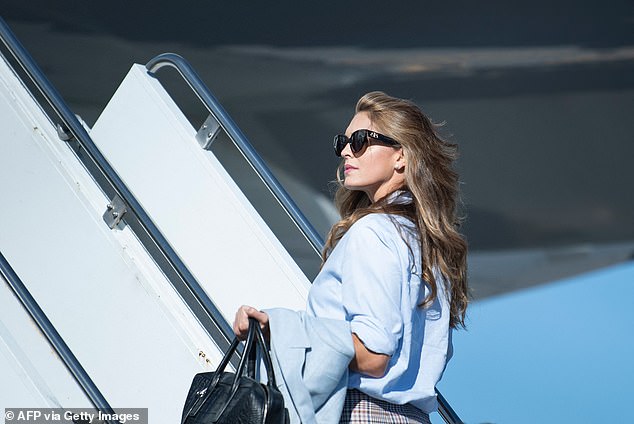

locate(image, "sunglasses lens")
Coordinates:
351 130 367 153
333 131 369 156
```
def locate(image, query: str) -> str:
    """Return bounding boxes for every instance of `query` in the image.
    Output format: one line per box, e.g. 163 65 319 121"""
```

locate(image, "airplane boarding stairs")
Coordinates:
0 18 461 424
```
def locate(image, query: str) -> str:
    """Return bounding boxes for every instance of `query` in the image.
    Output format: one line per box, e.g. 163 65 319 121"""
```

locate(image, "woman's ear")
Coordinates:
394 149 406 172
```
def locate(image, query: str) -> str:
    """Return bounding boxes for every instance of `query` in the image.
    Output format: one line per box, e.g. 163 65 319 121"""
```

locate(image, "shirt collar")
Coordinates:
386 190 414 205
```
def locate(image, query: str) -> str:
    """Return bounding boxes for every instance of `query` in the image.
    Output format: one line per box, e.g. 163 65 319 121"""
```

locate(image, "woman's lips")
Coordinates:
344 164 357 174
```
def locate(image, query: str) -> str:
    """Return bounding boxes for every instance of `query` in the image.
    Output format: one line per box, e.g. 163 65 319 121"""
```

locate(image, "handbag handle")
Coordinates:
247 318 276 387
234 318 277 387
207 318 276 390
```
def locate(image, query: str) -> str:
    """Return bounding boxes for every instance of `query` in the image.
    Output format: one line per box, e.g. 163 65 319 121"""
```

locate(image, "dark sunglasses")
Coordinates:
333 129 399 157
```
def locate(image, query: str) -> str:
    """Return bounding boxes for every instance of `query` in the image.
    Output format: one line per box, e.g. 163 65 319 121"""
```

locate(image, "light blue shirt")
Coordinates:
307 212 452 413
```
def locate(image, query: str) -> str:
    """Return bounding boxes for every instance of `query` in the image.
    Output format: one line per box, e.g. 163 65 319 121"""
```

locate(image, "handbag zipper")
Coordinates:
189 387 211 416
184 387 209 419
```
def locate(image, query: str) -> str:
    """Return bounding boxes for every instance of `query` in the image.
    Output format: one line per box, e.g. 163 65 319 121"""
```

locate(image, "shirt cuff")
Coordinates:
350 316 397 356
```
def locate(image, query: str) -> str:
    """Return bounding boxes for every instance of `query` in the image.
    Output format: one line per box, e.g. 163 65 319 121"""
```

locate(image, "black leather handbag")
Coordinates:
181 318 289 424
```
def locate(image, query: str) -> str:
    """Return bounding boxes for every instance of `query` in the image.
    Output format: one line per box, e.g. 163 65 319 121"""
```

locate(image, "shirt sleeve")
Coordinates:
341 217 403 356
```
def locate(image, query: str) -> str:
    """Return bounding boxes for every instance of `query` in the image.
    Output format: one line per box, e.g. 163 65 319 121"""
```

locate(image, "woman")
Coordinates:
234 91 468 423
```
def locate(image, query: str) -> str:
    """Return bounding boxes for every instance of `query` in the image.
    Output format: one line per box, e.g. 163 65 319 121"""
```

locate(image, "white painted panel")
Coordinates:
0 55 221 420
0 275 92 409
90 65 311 321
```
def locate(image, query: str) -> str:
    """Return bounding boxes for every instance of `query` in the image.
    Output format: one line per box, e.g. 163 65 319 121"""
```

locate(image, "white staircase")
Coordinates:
0 41 309 423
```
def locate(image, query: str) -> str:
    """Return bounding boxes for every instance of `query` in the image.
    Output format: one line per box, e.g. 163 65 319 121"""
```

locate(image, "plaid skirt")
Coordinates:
339 389 431 424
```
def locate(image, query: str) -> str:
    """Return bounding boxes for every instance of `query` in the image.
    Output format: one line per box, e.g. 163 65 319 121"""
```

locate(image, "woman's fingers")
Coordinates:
232 305 251 339
232 305 269 340
248 309 269 326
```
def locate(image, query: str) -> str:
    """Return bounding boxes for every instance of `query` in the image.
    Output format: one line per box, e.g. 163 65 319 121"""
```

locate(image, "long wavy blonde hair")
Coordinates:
323 91 469 328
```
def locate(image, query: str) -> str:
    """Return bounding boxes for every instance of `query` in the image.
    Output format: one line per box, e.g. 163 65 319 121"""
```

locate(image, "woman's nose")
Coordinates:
341 141 353 157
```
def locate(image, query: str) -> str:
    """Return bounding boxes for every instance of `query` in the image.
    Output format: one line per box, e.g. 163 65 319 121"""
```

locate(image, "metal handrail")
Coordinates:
146 53 462 424
436 388 464 424
0 251 119 423
0 17 234 352
145 53 325 255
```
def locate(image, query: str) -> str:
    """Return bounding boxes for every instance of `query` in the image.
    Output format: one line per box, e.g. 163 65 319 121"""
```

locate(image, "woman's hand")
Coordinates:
233 305 270 341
